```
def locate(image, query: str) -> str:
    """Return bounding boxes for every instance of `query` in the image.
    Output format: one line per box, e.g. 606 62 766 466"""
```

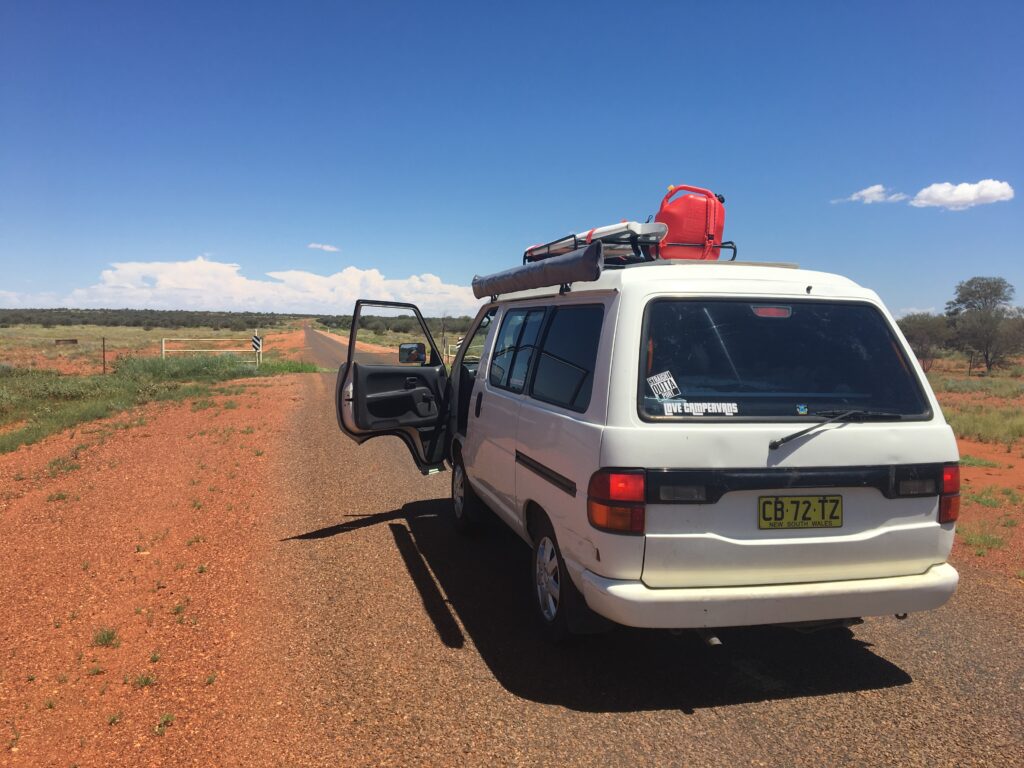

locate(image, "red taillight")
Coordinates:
587 469 645 534
942 464 960 495
590 471 645 502
939 463 960 523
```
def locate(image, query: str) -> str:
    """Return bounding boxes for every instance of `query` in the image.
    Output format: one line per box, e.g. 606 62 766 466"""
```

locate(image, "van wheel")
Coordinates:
530 517 576 644
451 454 482 534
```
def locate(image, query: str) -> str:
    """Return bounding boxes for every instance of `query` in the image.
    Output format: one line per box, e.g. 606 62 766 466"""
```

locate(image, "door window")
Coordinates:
348 306 438 367
462 309 497 365
530 305 604 412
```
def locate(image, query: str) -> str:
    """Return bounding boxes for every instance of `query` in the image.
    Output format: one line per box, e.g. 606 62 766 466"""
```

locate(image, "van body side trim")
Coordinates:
516 451 577 497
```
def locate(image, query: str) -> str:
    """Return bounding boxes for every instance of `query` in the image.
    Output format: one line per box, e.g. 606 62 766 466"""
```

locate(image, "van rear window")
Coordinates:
639 299 929 420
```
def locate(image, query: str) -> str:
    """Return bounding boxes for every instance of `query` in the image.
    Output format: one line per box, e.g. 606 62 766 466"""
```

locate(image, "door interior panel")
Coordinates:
346 361 449 470
352 363 447 431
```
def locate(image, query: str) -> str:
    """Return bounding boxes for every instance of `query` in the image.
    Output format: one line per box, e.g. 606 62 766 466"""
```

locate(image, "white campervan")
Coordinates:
336 225 959 642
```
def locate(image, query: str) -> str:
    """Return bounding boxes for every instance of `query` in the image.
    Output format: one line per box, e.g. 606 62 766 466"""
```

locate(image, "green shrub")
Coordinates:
965 487 1001 508
959 527 1005 556
92 628 119 647
960 455 1000 468
257 359 319 374
958 456 999 468
0 354 316 453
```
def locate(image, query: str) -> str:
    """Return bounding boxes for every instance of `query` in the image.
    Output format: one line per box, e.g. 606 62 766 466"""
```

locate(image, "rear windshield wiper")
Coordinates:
769 409 903 451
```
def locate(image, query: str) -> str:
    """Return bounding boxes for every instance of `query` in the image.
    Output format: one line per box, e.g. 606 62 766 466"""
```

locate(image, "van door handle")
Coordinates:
474 392 483 417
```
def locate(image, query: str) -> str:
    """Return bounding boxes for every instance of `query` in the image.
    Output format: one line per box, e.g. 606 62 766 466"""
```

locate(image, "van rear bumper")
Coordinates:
577 563 958 629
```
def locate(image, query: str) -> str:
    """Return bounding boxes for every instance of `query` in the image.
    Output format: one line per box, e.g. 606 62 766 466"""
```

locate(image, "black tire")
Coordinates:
450 452 483 535
530 515 580 644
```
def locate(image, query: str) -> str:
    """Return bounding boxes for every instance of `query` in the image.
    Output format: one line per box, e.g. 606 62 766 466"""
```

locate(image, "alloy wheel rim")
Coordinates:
534 536 560 622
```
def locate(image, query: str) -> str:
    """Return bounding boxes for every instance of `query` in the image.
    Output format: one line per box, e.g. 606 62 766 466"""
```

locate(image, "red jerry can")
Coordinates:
655 185 726 260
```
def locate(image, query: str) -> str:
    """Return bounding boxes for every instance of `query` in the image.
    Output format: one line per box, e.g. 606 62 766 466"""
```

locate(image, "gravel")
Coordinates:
258 328 1024 767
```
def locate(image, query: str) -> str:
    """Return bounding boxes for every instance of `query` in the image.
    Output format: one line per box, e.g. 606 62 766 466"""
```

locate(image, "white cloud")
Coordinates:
833 184 908 204
1 256 481 317
909 179 1014 210
0 288 60 307
307 242 340 252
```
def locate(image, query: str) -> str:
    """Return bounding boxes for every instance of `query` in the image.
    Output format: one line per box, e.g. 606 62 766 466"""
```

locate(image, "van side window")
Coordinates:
489 310 526 388
489 308 545 393
530 305 604 412
508 310 545 392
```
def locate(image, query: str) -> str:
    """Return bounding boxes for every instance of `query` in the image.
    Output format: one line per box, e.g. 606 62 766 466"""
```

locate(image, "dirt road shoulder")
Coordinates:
0 375 311 766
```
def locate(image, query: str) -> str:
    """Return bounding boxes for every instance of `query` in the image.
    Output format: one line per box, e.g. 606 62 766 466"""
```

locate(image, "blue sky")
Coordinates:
1 0 1021 316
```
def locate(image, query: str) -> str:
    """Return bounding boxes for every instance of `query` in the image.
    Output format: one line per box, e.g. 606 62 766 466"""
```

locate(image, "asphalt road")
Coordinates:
268 327 1024 767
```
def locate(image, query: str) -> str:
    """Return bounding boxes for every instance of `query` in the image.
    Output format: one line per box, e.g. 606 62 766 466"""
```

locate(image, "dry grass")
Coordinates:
944 405 1024 448
0 356 316 453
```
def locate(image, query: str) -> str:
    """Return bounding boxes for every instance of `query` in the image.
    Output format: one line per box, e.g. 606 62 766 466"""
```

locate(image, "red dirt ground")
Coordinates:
0 376 310 766
928 356 1024 377
262 328 313 363
935 391 1024 415
0 348 137 376
0 364 1021 766
952 438 1024 577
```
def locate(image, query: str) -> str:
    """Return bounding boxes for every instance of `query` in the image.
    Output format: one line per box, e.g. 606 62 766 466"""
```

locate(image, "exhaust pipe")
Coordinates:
668 628 723 646
695 628 723 647
786 618 863 634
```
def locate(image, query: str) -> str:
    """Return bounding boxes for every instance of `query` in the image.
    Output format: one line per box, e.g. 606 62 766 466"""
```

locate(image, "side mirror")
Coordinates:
398 342 426 364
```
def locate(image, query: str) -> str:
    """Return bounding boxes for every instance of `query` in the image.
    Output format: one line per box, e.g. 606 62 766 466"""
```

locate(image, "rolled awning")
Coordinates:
471 242 603 300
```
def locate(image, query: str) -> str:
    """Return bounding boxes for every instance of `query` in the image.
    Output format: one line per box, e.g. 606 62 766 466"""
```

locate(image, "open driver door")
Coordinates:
335 300 450 474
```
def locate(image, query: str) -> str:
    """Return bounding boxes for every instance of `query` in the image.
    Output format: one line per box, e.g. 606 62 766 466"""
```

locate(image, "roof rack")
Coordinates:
473 217 747 301
523 221 667 265
524 220 738 267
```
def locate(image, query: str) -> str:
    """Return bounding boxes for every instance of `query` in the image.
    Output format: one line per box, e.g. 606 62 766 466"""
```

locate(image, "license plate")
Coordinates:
758 495 843 529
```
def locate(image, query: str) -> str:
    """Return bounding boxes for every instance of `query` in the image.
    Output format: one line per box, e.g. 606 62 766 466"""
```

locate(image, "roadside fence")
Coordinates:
161 330 264 367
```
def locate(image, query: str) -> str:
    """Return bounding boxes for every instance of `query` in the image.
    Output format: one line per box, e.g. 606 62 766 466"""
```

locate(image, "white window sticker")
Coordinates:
663 401 739 417
646 371 681 400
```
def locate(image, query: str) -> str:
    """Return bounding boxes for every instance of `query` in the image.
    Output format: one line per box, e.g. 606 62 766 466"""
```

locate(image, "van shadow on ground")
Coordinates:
286 499 911 714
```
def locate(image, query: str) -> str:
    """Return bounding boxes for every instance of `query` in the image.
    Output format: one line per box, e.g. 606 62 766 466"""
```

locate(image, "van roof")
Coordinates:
495 259 877 304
